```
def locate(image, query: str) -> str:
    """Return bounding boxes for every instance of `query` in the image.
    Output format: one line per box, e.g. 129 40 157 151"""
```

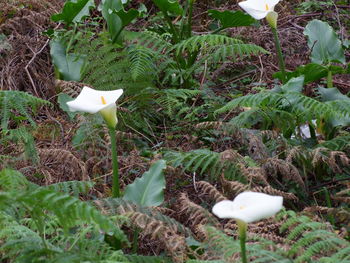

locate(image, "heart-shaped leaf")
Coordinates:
52 0 95 25
304 19 345 65
152 0 183 15
50 39 85 81
123 160 166 207
208 10 256 29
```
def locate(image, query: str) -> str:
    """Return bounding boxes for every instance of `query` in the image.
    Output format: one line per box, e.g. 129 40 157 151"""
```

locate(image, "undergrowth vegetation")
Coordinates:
0 0 349 262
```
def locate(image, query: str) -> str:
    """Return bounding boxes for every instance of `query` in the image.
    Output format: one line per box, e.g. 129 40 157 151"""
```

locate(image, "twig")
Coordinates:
25 39 50 97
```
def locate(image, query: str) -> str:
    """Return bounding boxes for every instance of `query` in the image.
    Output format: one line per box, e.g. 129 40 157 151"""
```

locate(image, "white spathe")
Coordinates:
67 86 123 128
212 192 283 223
238 0 280 20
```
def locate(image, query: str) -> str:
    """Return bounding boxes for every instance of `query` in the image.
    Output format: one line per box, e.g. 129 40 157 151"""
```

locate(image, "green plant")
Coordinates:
0 91 51 163
0 169 129 262
215 76 350 140
276 20 349 88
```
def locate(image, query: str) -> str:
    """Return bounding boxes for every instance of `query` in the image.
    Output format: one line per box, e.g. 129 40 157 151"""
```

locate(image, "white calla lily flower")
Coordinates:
238 0 280 20
66 86 123 128
212 192 283 223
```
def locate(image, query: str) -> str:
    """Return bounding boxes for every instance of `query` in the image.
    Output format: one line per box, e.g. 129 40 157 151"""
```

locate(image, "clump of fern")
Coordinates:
0 90 51 164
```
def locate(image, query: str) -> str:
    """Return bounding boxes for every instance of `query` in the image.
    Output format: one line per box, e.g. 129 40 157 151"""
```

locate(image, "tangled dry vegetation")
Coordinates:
0 0 350 262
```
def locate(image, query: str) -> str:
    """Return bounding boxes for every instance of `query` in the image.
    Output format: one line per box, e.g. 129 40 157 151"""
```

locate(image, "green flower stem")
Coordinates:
109 127 120 198
237 220 248 263
271 27 287 84
327 69 333 88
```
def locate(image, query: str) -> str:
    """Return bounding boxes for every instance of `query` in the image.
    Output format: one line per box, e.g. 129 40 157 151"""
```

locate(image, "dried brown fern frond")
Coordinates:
263 158 305 190
285 146 306 163
248 232 290 247
55 80 87 97
251 186 298 202
0 0 62 98
177 193 220 239
195 181 226 203
303 206 350 226
311 148 350 174
220 176 248 198
195 121 225 130
219 149 245 163
247 133 269 162
127 212 187 263
21 148 88 184
238 164 269 186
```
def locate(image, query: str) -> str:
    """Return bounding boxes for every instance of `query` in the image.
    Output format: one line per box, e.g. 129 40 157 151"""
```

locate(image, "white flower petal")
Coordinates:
238 0 281 19
239 1 269 19
212 192 283 223
66 86 123 114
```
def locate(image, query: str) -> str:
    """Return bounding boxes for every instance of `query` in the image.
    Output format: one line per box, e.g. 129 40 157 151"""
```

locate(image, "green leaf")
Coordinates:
51 0 95 25
318 87 350 102
152 0 183 15
100 0 139 44
281 76 304 93
272 76 304 93
50 39 84 81
57 93 77 120
304 19 345 64
123 160 166 207
208 10 256 29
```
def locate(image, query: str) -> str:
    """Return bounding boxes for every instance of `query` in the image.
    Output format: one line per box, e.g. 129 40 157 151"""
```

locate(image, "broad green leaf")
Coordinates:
51 0 95 25
152 0 183 15
208 10 256 29
123 160 166 207
50 39 84 81
281 76 304 93
304 19 345 64
100 0 139 44
318 87 350 102
272 76 304 93
274 63 347 84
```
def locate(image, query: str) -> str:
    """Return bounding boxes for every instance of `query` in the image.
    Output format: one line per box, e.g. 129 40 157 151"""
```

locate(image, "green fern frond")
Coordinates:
0 168 30 192
0 90 51 130
164 149 244 182
203 226 240 261
45 181 95 196
127 44 157 81
136 31 172 52
318 134 350 150
173 35 243 55
17 188 127 243
208 44 267 62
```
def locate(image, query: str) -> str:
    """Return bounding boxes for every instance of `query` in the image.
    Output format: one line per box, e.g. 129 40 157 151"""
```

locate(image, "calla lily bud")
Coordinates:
100 103 117 129
266 11 278 29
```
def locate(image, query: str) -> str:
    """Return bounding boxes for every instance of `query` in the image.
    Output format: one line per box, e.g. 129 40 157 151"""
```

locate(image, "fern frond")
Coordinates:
0 90 51 130
208 44 267 63
45 181 94 196
173 35 243 55
127 44 157 81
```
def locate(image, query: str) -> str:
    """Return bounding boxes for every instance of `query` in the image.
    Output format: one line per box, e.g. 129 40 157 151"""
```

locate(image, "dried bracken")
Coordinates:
311 148 350 174
20 148 88 184
251 186 298 201
195 181 227 203
0 0 62 98
127 212 187 263
263 158 305 190
220 176 249 197
177 193 220 239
